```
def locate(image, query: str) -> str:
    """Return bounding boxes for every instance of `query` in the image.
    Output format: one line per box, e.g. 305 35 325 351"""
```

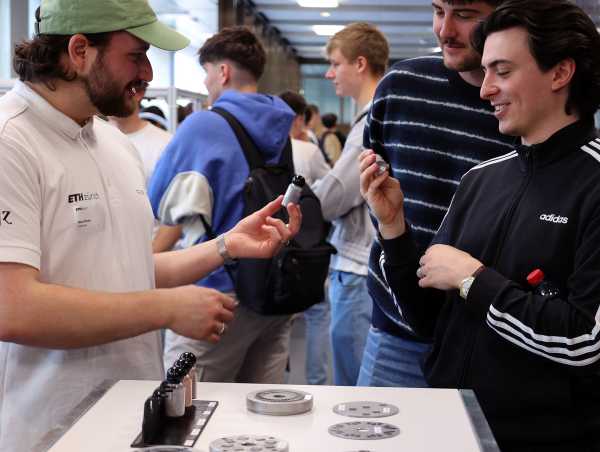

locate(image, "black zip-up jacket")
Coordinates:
381 120 600 451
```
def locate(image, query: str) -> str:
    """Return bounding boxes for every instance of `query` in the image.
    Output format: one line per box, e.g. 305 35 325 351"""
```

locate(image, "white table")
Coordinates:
47 380 497 452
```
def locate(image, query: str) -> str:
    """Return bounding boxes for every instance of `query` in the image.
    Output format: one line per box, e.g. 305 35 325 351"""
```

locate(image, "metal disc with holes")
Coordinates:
333 401 399 418
328 421 400 440
209 435 289 452
246 389 313 415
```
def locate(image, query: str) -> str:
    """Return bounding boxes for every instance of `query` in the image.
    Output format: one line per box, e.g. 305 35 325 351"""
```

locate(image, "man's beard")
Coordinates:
441 41 482 73
82 53 135 118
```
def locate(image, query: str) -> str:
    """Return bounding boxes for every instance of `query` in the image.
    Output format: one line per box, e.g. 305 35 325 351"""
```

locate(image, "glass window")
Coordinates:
149 0 218 93
301 64 356 125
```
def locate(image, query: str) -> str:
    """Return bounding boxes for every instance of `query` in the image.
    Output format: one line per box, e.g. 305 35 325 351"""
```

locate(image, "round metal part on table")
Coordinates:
246 389 313 415
328 421 401 440
333 401 399 418
209 435 289 452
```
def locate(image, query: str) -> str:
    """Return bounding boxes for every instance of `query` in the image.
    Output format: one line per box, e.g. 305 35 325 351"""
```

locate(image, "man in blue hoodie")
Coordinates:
148 27 296 383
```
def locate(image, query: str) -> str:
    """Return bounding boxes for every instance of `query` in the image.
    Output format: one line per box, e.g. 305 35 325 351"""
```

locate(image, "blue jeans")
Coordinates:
329 270 372 386
303 298 331 385
357 326 431 388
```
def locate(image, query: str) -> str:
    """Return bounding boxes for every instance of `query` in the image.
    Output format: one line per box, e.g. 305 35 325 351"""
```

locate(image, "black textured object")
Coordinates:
131 400 218 448
207 106 336 316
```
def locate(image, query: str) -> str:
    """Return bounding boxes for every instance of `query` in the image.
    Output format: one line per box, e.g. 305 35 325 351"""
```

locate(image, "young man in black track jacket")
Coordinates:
359 1 600 451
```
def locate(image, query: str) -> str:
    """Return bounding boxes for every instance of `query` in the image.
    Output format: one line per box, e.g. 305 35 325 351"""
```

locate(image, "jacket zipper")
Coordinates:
457 150 534 387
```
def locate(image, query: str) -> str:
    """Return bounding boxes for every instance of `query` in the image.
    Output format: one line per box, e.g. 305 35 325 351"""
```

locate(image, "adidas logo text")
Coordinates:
539 213 568 224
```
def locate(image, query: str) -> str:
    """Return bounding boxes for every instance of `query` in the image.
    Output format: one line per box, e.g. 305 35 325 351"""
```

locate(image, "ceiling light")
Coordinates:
320 12 331 17
313 25 344 36
298 0 339 7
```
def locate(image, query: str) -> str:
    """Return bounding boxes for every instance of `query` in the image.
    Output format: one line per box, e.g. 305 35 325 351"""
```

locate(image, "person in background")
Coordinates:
177 103 194 125
140 104 169 130
149 27 298 384
360 2 600 449
0 2 300 452
319 112 343 166
110 83 171 187
304 103 321 146
110 85 182 252
305 103 332 166
279 91 330 184
312 22 389 386
359 0 512 389
279 90 331 385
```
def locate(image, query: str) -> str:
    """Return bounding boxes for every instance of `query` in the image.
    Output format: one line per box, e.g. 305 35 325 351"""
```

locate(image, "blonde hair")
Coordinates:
326 22 389 77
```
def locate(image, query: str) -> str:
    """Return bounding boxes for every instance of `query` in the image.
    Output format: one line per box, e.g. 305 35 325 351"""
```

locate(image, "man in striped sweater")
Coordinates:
359 0 513 387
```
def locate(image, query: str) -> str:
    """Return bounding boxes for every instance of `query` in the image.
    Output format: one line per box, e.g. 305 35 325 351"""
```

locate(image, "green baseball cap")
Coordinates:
37 0 190 51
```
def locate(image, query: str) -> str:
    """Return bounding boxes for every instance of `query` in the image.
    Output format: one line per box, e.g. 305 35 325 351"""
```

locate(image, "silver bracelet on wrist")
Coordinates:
216 234 236 265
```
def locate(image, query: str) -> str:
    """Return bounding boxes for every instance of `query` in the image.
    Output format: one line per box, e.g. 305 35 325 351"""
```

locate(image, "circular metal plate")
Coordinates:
247 389 313 415
328 421 400 440
333 401 399 418
209 435 289 452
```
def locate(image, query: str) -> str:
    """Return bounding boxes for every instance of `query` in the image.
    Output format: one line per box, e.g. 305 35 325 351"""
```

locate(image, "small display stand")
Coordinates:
131 400 218 449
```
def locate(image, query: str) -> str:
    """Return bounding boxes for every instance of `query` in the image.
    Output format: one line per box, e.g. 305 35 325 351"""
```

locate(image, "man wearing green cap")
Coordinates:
0 2 301 451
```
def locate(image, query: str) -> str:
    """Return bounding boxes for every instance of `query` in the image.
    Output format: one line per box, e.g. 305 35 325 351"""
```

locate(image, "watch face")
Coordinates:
460 276 474 299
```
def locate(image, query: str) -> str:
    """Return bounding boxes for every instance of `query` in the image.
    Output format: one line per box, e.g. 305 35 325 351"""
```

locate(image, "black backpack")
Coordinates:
207 107 336 315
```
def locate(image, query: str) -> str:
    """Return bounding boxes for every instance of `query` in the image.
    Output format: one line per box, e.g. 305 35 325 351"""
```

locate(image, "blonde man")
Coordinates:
311 22 389 386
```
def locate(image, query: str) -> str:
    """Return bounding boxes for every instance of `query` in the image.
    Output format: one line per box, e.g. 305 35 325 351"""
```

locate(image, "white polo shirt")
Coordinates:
0 81 163 452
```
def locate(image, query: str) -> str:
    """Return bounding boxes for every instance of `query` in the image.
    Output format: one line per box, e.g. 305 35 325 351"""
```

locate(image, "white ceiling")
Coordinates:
149 0 439 61
253 0 439 61
150 0 600 63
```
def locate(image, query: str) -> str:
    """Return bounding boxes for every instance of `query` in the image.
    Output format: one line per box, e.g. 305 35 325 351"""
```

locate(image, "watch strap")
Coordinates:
216 234 236 265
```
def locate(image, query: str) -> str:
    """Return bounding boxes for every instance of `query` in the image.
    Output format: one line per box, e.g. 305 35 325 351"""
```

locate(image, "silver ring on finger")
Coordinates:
218 322 226 335
416 267 425 278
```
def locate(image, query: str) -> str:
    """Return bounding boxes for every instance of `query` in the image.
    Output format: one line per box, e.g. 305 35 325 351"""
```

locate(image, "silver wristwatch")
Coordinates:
216 234 236 265
459 276 475 300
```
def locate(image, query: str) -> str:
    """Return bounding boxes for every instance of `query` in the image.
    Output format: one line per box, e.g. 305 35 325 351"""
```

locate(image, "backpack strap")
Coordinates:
318 144 333 167
199 215 215 240
280 137 294 172
211 106 294 173
352 109 369 128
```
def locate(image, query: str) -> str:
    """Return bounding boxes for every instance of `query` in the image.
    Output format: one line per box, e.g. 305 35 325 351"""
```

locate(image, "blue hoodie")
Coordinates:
148 90 294 292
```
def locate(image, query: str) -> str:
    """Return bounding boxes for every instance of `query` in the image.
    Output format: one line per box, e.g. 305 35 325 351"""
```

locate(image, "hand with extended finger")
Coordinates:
416 244 482 291
166 285 237 343
358 149 405 239
225 195 302 259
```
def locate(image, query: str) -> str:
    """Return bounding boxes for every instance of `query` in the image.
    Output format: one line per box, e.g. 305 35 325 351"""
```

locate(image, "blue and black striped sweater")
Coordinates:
363 55 514 340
